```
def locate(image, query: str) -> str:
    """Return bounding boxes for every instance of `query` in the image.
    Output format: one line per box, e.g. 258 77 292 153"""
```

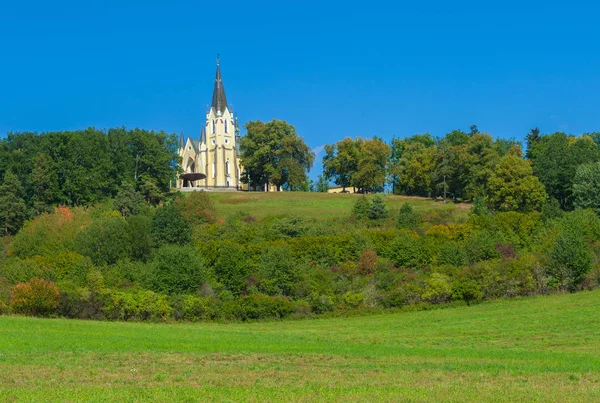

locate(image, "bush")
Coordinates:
397 203 419 229
257 246 298 296
150 245 206 295
421 273 452 304
230 294 295 321
451 278 482 304
389 230 430 269
101 290 172 321
150 203 192 246
10 278 60 317
75 216 132 265
549 227 593 291
271 216 310 238
174 191 216 225
367 196 389 220
352 197 371 220
357 249 378 275
214 242 250 295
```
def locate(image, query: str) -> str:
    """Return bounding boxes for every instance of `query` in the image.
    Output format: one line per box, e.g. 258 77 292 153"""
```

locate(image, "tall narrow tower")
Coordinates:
204 56 240 188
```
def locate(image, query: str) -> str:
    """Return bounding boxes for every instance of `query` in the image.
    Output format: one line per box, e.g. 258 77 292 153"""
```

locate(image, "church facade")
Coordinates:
177 59 242 189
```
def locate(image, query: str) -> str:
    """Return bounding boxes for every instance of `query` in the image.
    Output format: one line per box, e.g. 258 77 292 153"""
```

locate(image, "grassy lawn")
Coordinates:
206 191 470 219
1 291 600 401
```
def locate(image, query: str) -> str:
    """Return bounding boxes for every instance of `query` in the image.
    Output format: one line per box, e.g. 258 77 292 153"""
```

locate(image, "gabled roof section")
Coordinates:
211 57 228 113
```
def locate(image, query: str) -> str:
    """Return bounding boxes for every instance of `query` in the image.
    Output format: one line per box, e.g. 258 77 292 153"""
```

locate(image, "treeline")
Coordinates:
1 190 599 321
321 128 600 214
0 128 179 235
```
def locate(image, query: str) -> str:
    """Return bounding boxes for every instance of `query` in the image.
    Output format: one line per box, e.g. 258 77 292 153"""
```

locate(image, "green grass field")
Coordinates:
1 290 599 402
207 191 470 219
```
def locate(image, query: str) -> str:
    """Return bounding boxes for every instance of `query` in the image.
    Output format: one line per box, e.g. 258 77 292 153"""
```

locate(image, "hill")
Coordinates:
1 290 600 402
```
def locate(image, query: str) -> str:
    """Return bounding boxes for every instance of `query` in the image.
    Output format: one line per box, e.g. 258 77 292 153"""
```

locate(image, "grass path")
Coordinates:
1 291 600 401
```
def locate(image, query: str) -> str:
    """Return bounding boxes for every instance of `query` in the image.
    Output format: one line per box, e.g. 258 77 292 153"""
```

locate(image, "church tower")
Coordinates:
178 56 241 189
204 56 240 188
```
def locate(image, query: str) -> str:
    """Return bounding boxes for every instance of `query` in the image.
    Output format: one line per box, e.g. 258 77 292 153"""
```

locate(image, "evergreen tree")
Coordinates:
0 171 27 235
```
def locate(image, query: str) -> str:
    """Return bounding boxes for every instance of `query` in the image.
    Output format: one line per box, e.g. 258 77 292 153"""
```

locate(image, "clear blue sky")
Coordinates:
2 0 599 177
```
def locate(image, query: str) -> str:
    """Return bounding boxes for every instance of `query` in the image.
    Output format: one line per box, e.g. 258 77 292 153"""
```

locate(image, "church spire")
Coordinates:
211 54 228 114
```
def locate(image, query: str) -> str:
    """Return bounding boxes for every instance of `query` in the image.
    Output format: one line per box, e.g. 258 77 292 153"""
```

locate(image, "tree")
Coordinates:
573 162 600 214
532 133 600 210
113 182 145 217
313 174 329 192
486 148 547 212
367 196 389 220
469 125 479 136
31 153 58 214
353 137 390 193
322 137 361 192
525 127 540 160
0 171 27 235
150 203 192 246
240 120 314 191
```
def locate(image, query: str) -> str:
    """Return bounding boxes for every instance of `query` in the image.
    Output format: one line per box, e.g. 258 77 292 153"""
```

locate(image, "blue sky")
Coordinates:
2 0 599 178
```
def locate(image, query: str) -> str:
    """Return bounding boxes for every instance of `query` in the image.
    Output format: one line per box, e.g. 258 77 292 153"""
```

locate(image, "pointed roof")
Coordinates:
179 132 185 148
211 56 228 113
200 125 206 144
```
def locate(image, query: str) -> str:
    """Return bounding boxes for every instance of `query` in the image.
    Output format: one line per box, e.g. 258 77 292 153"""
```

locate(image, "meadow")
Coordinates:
1 290 599 402
207 191 470 219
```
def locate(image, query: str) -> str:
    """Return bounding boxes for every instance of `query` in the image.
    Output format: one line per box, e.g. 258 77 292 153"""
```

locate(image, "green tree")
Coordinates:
573 162 600 214
75 216 133 265
322 137 361 192
31 153 58 214
531 133 600 210
353 137 390 193
150 244 206 295
367 196 389 220
397 203 419 229
240 120 314 191
486 149 547 212
113 182 145 217
150 203 192 246
0 171 27 235
313 174 329 192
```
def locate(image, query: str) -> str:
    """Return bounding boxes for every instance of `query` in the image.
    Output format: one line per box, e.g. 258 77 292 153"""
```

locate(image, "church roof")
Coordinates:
200 125 206 145
190 139 200 153
211 60 228 113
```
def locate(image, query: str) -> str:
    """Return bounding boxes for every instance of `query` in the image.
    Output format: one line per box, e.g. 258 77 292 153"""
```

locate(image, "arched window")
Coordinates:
224 119 228 134
212 120 216 134
212 161 216 178
226 160 230 176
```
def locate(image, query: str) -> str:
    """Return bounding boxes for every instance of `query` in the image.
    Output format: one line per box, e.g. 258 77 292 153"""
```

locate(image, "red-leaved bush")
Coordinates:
10 278 60 317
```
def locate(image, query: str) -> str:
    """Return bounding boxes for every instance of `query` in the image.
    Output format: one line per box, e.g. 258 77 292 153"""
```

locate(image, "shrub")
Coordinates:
357 249 378 275
214 242 250 295
397 203 419 229
150 203 192 246
466 230 501 263
271 216 310 238
113 182 145 217
10 278 60 317
421 273 452 304
451 278 483 304
257 246 299 296
352 197 371 220
367 196 389 220
75 216 132 265
235 294 295 321
174 191 216 224
549 227 593 291
101 290 172 321
343 291 364 308
0 258 47 284
389 230 429 269
438 242 467 267
150 245 206 295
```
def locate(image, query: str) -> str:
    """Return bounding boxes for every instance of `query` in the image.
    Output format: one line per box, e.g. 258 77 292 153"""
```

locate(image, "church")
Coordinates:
177 58 243 190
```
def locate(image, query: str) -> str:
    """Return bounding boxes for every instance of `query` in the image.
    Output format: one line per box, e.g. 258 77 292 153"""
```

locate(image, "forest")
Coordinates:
1 124 600 321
